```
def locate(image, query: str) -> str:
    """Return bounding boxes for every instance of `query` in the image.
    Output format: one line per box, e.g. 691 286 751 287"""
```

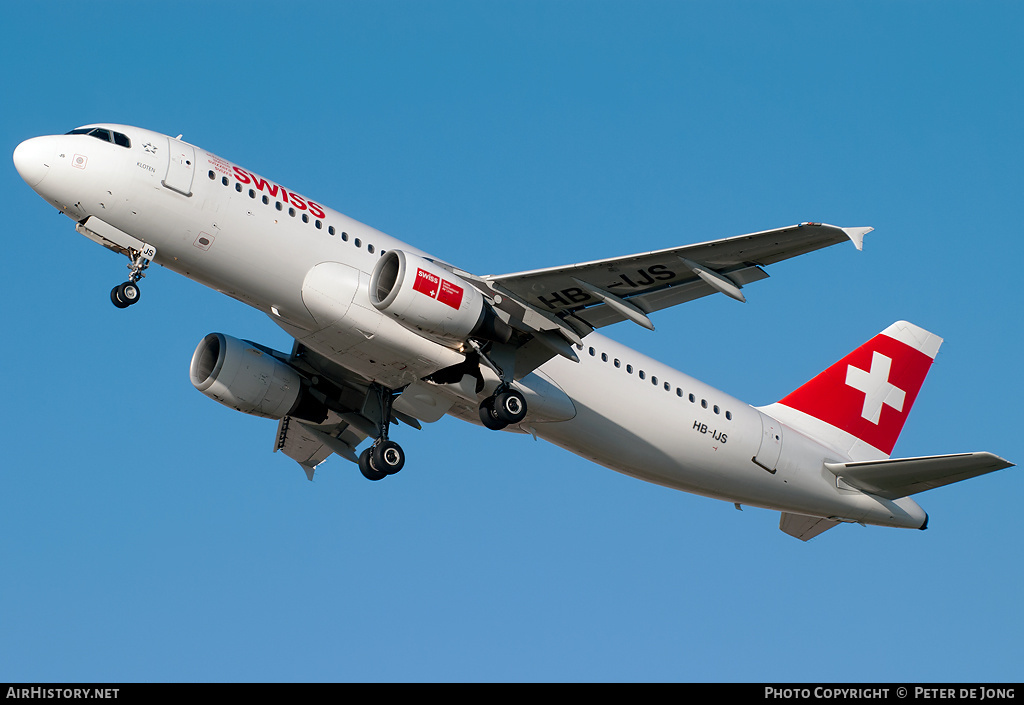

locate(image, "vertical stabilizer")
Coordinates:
762 322 942 460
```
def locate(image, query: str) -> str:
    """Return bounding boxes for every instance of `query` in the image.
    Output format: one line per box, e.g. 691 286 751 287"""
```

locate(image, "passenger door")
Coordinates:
163 137 195 196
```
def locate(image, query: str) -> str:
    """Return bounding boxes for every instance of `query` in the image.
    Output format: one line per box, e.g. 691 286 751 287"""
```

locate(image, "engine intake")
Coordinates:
370 250 511 345
189 333 326 422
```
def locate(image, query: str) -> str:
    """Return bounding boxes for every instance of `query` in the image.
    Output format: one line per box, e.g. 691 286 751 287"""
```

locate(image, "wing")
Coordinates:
275 223 871 477
483 223 871 331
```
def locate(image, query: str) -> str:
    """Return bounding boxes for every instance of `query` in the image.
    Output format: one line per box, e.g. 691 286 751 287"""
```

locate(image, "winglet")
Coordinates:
842 226 873 251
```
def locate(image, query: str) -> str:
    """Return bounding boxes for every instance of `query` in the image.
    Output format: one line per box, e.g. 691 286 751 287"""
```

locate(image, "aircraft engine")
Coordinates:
369 250 511 345
189 333 327 422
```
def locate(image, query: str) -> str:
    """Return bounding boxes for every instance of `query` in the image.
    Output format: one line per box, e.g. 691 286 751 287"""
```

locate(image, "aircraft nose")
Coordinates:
13 136 55 187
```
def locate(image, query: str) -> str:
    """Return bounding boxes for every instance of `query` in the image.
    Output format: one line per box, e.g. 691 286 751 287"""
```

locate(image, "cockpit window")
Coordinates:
65 127 131 149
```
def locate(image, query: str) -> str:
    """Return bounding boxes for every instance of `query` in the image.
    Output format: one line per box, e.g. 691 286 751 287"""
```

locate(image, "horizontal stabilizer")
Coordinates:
780 513 840 541
825 452 1014 500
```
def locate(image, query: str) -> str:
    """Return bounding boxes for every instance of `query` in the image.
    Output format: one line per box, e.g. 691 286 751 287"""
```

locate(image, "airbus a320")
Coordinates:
14 124 1013 540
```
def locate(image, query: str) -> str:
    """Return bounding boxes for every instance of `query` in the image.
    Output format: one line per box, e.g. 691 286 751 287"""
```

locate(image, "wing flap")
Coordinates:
825 452 1014 500
274 414 367 481
779 513 840 541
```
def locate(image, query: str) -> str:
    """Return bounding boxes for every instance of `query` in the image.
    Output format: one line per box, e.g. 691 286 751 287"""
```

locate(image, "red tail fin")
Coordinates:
775 321 942 457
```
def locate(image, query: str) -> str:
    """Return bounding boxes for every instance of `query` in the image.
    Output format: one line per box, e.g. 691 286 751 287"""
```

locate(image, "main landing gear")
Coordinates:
478 386 527 431
358 439 405 481
358 384 407 482
110 247 153 309
467 339 528 431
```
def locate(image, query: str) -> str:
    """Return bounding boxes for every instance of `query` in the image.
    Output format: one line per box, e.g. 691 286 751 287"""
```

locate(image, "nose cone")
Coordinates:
13 136 55 187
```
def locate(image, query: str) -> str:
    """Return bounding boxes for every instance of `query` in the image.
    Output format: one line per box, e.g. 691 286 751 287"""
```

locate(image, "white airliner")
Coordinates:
13 124 1013 540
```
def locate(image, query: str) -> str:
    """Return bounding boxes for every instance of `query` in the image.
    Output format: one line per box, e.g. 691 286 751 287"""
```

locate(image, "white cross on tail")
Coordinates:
845 351 906 424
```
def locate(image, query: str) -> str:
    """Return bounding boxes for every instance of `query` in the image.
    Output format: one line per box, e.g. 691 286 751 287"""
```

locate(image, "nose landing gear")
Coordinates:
110 245 154 309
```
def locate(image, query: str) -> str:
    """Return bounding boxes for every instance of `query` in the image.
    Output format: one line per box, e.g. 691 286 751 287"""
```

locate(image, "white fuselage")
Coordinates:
15 125 927 530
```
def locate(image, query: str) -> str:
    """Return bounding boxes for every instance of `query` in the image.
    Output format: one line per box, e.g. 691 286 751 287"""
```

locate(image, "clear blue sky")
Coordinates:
2 1 1021 683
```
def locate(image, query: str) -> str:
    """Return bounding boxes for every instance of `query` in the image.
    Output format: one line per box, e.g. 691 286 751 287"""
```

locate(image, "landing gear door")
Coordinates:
163 137 195 196
753 411 783 474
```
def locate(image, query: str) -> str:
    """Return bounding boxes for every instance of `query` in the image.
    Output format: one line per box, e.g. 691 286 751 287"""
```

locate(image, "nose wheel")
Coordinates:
110 281 141 308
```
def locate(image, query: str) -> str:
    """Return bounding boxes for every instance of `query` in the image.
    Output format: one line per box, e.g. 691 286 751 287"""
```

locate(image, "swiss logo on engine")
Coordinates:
413 268 440 298
413 268 464 310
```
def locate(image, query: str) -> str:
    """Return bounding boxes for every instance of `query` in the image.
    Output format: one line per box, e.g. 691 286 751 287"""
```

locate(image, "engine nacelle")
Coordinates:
369 250 511 345
189 333 326 421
